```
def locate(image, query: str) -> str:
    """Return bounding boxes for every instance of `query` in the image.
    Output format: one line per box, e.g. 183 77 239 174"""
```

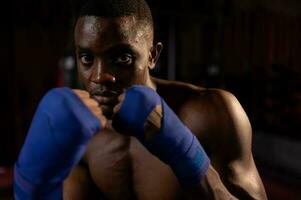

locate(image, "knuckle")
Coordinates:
72 89 89 97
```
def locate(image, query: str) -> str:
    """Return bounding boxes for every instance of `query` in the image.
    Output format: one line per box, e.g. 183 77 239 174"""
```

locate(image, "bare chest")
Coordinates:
84 129 183 200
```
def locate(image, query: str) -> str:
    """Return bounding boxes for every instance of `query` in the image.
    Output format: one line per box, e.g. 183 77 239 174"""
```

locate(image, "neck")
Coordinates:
144 74 157 91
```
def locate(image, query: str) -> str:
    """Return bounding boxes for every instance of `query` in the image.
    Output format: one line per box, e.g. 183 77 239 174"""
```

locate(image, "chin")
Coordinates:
101 105 114 119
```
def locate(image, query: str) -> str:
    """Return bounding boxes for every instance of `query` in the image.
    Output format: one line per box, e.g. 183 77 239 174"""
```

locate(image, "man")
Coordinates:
14 0 267 199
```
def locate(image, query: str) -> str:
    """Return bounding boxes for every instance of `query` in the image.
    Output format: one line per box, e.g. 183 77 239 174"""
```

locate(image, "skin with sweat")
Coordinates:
63 15 267 200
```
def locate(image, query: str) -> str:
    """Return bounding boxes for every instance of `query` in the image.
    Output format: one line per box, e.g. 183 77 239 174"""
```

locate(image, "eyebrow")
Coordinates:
108 44 137 54
75 46 92 53
76 44 138 56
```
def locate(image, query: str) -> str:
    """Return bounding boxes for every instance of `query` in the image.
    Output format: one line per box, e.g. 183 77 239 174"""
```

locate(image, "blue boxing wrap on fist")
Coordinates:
14 87 101 199
112 85 210 186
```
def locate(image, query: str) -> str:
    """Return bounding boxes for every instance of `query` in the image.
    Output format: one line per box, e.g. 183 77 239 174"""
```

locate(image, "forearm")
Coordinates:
226 160 268 200
193 164 267 200
199 165 238 200
112 86 210 187
14 168 63 200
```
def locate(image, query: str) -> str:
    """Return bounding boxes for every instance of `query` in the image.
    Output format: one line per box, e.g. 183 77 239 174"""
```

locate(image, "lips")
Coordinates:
91 95 118 105
90 90 120 105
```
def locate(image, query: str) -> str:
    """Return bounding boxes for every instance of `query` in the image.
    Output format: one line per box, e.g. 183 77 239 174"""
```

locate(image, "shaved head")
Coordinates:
75 0 154 42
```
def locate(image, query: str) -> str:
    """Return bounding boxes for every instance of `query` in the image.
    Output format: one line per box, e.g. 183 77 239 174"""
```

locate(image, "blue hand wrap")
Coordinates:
14 87 101 199
113 85 210 186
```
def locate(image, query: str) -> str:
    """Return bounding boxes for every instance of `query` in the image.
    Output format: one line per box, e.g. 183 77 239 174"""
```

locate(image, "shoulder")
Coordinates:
154 77 252 160
153 77 251 139
191 89 267 199
181 87 252 160
153 76 243 108
154 78 267 199
195 87 252 136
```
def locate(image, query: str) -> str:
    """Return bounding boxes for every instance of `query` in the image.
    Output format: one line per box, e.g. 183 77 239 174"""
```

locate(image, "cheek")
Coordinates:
131 66 149 85
114 66 145 87
130 57 150 84
77 66 91 85
116 67 136 86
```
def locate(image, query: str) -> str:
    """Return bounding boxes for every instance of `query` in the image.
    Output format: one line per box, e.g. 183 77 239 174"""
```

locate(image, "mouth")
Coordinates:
90 88 123 115
90 90 120 105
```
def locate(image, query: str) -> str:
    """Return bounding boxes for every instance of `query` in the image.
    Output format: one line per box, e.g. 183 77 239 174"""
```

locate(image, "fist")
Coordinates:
73 89 107 128
113 93 125 114
14 87 104 199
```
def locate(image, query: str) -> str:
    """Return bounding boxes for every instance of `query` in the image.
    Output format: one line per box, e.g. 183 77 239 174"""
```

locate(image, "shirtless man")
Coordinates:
14 0 267 199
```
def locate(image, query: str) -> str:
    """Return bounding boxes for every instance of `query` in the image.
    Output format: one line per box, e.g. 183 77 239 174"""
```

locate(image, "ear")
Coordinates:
148 42 163 70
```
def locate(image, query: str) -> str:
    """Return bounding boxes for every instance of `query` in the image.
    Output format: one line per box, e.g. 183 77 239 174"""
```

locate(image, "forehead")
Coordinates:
74 16 150 51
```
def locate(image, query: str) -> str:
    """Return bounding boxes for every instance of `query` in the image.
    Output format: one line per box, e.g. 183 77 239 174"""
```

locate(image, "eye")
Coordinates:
114 54 133 65
79 54 94 65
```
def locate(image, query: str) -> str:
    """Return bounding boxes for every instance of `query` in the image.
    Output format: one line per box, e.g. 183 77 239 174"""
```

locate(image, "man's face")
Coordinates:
74 16 156 118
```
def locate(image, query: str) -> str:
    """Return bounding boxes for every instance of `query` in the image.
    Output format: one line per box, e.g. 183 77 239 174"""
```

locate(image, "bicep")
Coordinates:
212 90 267 199
181 89 267 199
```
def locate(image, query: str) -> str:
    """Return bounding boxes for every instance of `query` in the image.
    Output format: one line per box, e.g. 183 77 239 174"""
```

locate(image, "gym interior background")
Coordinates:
0 0 300 199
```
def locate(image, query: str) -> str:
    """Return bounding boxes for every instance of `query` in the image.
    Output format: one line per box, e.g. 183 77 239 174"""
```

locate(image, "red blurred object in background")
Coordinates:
0 167 12 189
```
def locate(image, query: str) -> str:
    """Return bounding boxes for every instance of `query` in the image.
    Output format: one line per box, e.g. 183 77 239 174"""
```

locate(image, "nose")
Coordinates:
89 62 116 84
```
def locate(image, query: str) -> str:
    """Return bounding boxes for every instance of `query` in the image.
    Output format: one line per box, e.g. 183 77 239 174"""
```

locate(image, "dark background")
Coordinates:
0 0 300 199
